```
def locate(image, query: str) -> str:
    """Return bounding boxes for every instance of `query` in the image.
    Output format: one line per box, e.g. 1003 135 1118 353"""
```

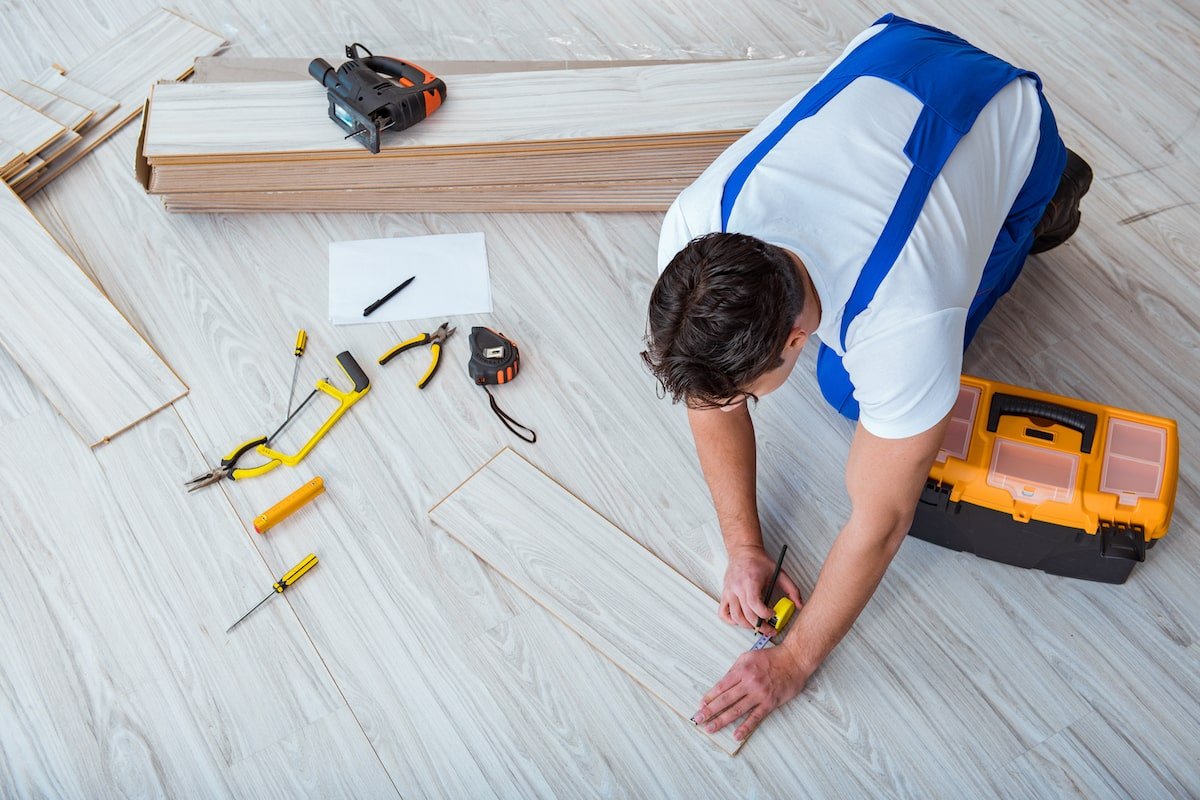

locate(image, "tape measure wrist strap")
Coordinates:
482 385 537 443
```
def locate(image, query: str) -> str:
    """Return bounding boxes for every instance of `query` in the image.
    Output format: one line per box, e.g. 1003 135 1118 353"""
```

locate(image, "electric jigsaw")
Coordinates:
309 43 447 153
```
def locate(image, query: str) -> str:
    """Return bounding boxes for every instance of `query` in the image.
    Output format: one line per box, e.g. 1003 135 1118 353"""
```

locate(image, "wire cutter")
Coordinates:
377 322 455 388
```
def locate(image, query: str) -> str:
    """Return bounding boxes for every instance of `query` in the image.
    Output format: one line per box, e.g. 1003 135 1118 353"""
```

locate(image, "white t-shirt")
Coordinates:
657 24 1043 439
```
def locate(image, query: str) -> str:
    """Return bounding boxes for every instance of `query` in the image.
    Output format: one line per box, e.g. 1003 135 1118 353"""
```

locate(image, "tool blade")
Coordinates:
225 591 275 634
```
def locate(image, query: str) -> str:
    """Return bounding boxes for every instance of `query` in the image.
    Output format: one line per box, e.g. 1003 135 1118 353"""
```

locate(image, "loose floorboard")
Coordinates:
17 8 226 197
5 80 94 131
25 71 120 128
0 90 65 162
2 0 1198 796
0 182 186 444
430 447 757 754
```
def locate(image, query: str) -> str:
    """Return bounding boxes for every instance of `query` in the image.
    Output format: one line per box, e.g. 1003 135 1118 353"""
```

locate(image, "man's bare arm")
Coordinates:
689 405 803 626
688 405 761 550
782 414 950 673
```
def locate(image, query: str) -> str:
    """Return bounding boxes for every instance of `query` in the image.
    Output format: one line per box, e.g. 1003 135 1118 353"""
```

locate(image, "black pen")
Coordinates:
363 275 415 317
754 544 788 631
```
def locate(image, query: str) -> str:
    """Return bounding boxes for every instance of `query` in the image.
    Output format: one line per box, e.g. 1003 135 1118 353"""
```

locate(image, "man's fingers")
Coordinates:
700 669 742 708
718 600 733 625
749 595 775 623
734 706 769 741
728 597 750 629
696 684 747 727
776 569 803 606
703 695 758 733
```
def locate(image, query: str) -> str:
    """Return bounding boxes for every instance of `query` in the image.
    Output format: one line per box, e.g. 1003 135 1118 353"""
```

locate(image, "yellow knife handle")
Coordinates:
273 553 318 593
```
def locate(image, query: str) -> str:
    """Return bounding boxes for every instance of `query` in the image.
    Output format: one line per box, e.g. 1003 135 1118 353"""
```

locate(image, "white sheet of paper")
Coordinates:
329 232 491 325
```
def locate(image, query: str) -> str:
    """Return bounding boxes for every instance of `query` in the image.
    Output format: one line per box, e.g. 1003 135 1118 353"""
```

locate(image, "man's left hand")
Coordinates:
693 645 811 741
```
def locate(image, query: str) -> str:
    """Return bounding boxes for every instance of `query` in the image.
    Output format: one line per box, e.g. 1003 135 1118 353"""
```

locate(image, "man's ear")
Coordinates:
786 319 809 351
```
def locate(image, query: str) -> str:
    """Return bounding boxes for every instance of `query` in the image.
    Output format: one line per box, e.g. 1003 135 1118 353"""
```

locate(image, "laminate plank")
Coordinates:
11 0 1200 795
147 140 730 192
996 710 1190 800
5 80 94 131
0 138 25 177
0 182 186 445
159 180 688 213
8 130 82 188
18 8 226 197
0 408 379 796
0 90 66 161
26 70 119 127
192 56 736 83
141 57 827 160
429 447 757 755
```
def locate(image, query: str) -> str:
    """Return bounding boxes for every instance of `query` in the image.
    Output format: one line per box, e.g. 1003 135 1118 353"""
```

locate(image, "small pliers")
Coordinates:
377 322 456 389
184 436 280 491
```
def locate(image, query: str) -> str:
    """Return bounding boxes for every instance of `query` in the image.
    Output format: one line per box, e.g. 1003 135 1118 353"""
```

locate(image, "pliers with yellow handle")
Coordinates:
186 351 371 492
377 322 455 388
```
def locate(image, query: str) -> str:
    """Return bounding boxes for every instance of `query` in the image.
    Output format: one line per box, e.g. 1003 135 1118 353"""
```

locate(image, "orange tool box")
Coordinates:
910 375 1178 583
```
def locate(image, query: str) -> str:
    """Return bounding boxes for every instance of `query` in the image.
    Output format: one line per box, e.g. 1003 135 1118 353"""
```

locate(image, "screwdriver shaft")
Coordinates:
226 591 274 634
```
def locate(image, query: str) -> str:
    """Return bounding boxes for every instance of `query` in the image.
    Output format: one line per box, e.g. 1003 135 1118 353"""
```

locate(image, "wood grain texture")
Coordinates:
0 182 186 444
9 130 82 188
26 70 119 127
147 139 732 192
430 448 757 754
142 57 826 160
5 80 94 131
17 8 226 197
0 408 390 797
192 56 736 83
0 90 66 160
158 180 688 213
5 0 1200 795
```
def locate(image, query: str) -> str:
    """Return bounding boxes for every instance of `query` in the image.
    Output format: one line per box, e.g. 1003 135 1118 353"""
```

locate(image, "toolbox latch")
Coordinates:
1099 521 1147 562
919 479 952 512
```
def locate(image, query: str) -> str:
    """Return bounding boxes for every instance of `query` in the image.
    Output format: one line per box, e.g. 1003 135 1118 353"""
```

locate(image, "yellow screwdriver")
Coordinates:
226 553 318 634
286 329 308 418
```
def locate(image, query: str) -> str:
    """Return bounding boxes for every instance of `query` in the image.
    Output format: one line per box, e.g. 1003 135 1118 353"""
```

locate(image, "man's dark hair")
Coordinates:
641 232 805 408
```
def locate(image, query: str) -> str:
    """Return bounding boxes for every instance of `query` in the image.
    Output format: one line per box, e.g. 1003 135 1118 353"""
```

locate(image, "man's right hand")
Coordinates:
720 544 802 630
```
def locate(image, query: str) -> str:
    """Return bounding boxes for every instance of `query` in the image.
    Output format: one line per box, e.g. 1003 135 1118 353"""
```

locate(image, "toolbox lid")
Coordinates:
1101 418 1168 506
987 439 1078 507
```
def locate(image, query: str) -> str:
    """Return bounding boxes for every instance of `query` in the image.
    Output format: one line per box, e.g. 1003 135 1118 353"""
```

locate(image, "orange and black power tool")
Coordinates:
309 43 446 154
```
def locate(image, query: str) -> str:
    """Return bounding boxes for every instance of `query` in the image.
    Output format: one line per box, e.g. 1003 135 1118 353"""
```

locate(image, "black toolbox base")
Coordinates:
908 482 1152 584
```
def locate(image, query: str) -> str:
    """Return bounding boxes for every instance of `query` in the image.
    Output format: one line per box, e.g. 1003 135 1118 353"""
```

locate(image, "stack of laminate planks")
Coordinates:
138 56 830 213
2 8 226 197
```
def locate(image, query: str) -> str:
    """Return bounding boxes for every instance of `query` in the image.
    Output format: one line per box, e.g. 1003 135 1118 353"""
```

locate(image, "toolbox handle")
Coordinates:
986 393 1098 454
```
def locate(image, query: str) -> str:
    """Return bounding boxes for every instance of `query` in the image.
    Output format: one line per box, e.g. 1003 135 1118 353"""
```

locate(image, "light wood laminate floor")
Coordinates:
1 0 1198 797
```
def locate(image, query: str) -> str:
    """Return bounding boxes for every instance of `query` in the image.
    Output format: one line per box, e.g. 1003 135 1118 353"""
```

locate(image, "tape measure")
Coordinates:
468 327 536 443
748 597 796 651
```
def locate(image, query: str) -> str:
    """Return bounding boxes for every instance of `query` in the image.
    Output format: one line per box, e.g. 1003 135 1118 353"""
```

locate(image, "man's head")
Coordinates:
641 232 812 410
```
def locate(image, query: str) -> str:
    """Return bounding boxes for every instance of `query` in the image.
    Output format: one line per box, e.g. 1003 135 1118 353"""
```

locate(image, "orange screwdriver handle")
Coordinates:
254 477 325 534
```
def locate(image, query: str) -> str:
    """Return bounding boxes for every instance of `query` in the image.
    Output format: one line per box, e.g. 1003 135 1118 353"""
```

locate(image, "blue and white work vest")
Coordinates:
720 14 1065 421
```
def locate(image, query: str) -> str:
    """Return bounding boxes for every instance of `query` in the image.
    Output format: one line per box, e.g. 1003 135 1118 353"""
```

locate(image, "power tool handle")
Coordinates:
364 55 441 89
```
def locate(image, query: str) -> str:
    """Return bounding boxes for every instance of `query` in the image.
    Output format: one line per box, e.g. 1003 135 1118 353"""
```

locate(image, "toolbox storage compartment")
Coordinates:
908 376 1178 584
